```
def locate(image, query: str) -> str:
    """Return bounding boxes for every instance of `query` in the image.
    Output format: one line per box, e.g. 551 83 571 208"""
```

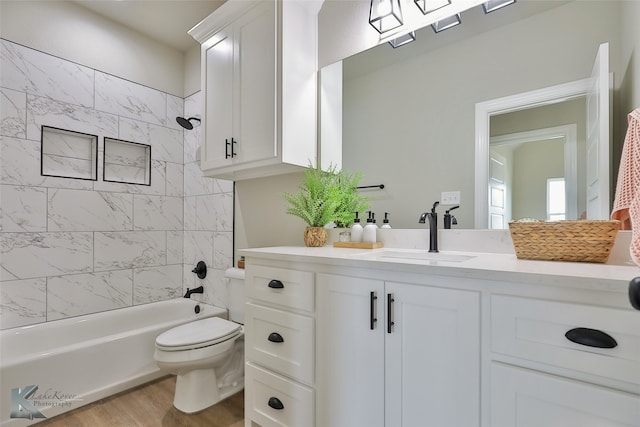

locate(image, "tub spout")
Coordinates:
184 286 204 299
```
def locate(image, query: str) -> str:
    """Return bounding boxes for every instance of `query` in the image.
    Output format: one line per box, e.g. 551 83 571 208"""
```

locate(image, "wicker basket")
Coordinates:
508 220 620 263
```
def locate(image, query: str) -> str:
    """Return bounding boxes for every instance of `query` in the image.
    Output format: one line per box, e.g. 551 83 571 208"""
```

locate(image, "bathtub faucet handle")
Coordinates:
191 261 207 279
184 286 204 299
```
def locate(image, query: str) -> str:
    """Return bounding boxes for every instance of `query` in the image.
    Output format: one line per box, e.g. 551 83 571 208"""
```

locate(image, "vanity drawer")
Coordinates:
246 265 314 312
491 295 640 387
245 362 314 427
245 302 314 385
491 363 640 426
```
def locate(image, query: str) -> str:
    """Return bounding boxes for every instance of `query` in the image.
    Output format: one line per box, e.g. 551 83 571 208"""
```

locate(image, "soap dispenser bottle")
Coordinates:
381 212 392 229
363 211 377 243
351 212 363 242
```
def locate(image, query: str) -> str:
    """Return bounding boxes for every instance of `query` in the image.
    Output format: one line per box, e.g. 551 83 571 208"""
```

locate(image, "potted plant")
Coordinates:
333 168 370 229
283 165 369 247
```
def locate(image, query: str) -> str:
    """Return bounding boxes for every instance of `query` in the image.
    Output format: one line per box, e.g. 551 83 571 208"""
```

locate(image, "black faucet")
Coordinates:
419 201 439 253
444 205 459 229
184 286 204 299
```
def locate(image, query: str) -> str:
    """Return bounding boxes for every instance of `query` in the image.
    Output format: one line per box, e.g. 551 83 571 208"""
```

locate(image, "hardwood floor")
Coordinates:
37 376 244 427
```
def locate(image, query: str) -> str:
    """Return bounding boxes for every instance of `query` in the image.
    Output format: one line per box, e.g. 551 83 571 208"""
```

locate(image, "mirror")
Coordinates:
331 0 617 229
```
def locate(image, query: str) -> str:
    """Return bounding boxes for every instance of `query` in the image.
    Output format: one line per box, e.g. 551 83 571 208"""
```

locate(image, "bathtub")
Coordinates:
0 299 227 426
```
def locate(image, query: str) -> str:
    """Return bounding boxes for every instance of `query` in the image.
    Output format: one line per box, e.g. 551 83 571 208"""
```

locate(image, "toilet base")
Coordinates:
173 368 244 414
174 368 218 413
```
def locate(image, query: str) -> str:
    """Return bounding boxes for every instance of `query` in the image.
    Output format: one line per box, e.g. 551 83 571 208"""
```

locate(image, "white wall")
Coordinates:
184 45 203 98
619 0 640 114
0 0 186 97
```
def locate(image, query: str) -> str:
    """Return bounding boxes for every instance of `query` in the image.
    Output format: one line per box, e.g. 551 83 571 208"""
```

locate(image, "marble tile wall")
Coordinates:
182 91 234 310
0 39 234 329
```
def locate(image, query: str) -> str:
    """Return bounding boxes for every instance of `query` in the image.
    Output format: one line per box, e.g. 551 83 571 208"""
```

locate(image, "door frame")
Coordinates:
475 78 590 228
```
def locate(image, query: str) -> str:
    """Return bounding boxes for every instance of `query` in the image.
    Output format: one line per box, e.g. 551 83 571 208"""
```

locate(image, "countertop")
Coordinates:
239 245 640 293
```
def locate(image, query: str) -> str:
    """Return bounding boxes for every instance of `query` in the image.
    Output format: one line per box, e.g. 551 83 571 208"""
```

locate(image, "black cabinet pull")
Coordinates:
268 397 284 410
387 293 395 334
565 327 617 349
268 332 284 343
268 279 284 289
225 139 231 159
630 277 640 310
231 137 237 157
370 291 378 330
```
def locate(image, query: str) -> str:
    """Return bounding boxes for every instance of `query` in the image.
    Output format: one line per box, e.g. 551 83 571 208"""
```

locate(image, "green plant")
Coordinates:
283 165 370 228
333 169 370 228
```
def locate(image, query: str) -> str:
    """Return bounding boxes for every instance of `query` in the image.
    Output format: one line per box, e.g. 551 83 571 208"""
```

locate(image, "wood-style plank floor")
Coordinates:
37 376 244 427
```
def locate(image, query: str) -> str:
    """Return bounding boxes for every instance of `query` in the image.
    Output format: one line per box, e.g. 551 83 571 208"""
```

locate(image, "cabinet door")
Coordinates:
201 2 275 171
202 26 234 170
234 1 276 164
491 363 640 427
316 273 385 427
385 282 480 427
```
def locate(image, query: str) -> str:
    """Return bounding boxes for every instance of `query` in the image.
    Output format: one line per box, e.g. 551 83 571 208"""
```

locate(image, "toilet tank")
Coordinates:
225 267 245 324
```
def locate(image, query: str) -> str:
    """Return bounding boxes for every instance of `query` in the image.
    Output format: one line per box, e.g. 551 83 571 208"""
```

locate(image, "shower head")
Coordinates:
176 116 201 130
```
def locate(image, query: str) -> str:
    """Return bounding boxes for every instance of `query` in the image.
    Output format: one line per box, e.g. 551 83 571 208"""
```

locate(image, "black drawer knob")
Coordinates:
565 327 617 349
268 397 284 410
268 279 284 289
630 277 640 310
268 332 284 343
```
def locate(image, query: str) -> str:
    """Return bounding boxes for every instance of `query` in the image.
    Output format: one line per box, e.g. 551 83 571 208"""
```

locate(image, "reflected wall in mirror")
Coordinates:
488 99 585 228
338 1 623 229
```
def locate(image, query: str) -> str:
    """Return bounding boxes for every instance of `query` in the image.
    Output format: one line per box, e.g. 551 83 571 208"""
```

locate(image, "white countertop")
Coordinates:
239 244 640 292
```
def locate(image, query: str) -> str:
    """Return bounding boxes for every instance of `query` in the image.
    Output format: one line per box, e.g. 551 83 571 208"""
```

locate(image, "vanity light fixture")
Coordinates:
414 0 450 15
388 31 416 48
431 13 461 33
369 0 403 34
482 0 516 14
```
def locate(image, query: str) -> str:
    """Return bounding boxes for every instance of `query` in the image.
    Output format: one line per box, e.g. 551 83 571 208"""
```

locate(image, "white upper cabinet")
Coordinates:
190 0 320 180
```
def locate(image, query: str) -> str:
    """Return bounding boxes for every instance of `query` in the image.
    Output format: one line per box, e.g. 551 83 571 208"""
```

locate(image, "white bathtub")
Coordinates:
0 299 227 426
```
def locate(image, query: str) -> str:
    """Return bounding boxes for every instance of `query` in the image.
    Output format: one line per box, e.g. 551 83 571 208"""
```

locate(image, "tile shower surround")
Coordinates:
0 39 234 329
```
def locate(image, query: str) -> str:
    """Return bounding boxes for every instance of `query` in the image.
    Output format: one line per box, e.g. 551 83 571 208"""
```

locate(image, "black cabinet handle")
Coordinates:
369 291 378 330
268 279 284 289
225 138 230 159
268 397 284 410
370 291 378 330
268 332 284 343
630 277 640 310
387 293 395 334
565 327 617 349
231 137 237 157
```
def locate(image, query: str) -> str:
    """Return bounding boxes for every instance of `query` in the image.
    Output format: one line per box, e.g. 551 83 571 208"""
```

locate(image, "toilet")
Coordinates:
154 268 245 413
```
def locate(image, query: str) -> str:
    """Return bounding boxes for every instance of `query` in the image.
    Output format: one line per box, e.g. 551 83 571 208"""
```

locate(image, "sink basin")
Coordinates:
354 250 476 263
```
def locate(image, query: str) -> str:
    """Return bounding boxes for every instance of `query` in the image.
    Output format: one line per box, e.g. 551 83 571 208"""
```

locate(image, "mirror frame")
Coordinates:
474 77 591 228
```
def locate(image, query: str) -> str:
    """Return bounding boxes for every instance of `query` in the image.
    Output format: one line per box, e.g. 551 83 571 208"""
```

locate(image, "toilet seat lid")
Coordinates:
155 317 241 350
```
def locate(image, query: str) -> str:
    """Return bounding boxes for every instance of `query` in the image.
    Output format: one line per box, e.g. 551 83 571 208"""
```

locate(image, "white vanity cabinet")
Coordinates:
241 247 640 427
316 273 480 427
190 0 319 181
243 264 315 427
